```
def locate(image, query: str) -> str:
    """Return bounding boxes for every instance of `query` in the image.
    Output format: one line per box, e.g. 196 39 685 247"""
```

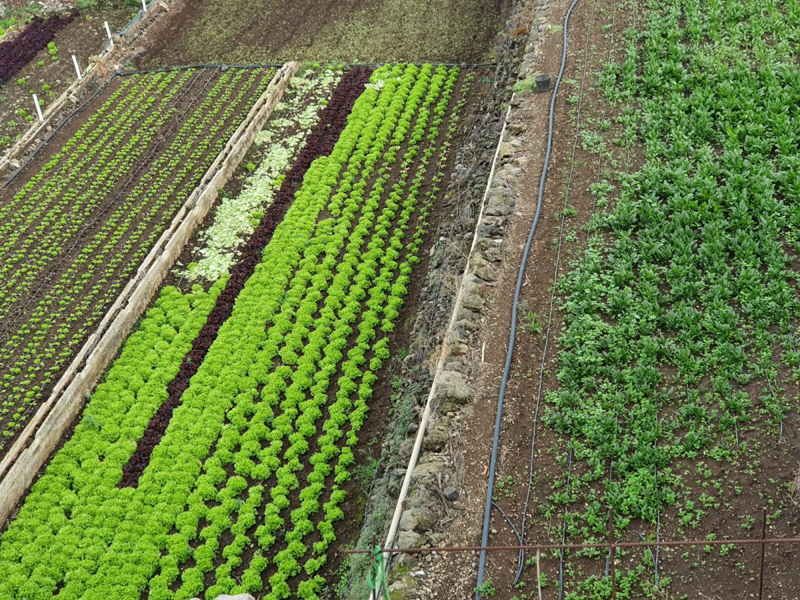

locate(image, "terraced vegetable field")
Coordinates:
0 66 276 453
440 0 800 598
0 63 473 599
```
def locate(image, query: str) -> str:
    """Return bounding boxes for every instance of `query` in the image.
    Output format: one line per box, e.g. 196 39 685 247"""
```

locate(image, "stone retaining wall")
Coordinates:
342 1 550 596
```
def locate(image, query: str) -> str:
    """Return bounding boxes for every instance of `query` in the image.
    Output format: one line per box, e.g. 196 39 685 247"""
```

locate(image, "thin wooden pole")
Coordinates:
536 549 542 600
759 509 767 600
609 508 616 599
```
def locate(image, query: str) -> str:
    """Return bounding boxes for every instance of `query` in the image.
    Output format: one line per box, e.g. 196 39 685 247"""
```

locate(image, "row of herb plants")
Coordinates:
0 70 188 317
0 67 274 452
179 66 343 284
0 63 468 599
535 0 800 596
0 12 74 84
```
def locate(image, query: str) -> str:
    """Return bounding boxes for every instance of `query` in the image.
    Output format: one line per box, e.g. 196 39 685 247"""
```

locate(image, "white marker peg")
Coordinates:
32 94 44 121
72 55 82 80
141 0 147 11
104 21 114 47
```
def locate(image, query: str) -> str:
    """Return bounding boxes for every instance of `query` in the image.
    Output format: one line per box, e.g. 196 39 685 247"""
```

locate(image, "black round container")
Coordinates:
535 74 551 91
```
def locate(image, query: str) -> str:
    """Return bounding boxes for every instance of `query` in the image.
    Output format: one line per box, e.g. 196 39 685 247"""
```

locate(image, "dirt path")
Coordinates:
415 0 582 596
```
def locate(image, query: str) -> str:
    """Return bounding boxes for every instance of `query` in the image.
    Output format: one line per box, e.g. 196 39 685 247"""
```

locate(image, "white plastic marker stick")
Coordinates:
32 94 43 121
104 21 114 47
141 0 147 11
72 54 82 80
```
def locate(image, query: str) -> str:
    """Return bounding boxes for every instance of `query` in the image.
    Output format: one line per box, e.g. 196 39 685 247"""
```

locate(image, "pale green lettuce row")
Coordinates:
184 68 344 283
0 281 224 599
163 64 429 600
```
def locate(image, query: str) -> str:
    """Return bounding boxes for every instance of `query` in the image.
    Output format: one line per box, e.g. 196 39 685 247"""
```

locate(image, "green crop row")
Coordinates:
0 71 187 314
537 0 800 596
0 63 466 600
0 68 273 450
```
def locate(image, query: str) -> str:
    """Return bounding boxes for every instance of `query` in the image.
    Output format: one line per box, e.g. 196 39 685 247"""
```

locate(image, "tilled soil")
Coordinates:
133 0 511 67
0 7 135 157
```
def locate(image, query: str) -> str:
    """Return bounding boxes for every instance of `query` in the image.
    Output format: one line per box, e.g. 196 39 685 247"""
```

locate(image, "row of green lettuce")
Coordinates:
0 63 468 599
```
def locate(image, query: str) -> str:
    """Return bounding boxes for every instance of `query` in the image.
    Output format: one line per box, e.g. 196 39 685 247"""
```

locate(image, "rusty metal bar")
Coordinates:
341 536 800 555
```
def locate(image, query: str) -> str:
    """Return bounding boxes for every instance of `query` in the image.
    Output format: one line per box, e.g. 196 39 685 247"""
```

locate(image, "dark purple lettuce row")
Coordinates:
0 13 76 85
118 67 373 487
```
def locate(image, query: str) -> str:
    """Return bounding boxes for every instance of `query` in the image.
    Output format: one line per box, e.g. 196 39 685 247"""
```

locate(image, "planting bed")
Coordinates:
136 0 511 66
0 6 135 156
437 0 800 598
0 66 276 456
0 62 476 599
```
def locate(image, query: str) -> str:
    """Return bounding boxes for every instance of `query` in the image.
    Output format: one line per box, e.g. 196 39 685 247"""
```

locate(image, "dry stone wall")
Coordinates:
343 0 551 597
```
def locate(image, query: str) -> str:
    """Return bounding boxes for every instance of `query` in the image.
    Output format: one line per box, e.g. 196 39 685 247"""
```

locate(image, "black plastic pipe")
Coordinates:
475 0 583 597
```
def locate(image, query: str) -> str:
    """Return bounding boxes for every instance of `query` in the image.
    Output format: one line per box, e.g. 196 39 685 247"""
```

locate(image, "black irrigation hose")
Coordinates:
513 0 598 584
3 74 118 188
474 1 582 597
118 61 498 77
117 63 286 76
492 501 524 548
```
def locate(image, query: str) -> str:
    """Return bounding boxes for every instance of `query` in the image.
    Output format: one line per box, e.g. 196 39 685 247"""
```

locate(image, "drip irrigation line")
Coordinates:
557 446 574 600
0 69 213 343
514 0 599 585
118 61 497 78
655 508 661 586
604 530 658 577
3 74 118 188
475 1 583 596
492 501 524 548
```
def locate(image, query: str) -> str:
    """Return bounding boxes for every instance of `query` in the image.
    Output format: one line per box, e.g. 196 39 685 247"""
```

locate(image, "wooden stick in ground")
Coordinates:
609 508 616 599
536 549 542 600
759 508 767 600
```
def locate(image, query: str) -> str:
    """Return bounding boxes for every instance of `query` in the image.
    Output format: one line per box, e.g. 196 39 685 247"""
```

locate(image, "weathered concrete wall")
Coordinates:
0 62 298 528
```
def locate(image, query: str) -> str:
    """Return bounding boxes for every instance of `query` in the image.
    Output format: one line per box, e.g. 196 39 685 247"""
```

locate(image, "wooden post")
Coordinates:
536 549 543 600
609 508 617 599
759 509 767 600
72 55 82 80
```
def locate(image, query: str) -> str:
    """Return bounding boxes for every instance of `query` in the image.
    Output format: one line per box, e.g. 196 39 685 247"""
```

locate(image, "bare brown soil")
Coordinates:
133 0 511 68
0 7 135 156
